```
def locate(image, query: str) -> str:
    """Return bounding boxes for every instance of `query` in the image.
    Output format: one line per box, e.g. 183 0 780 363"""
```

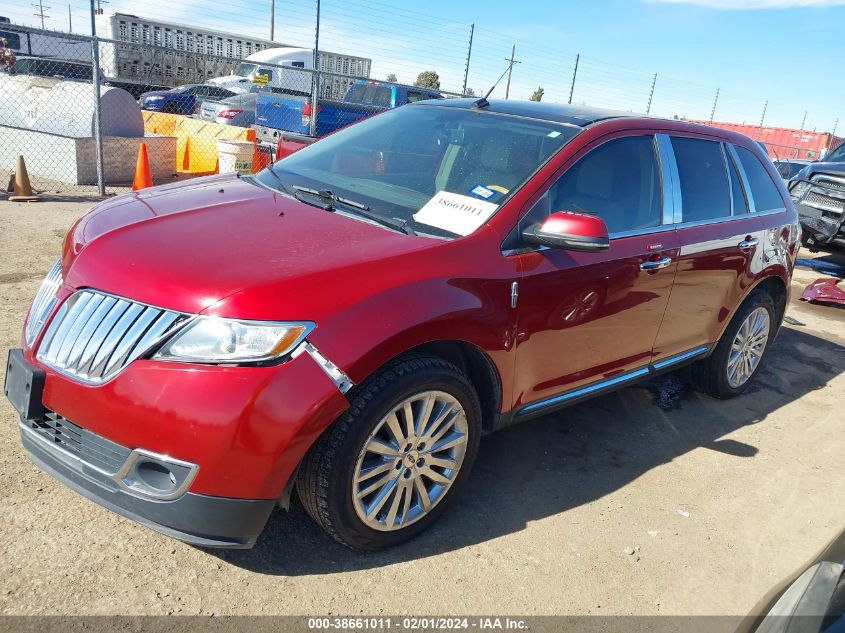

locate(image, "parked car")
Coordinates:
138 83 236 115
199 92 258 127
11 55 92 81
788 141 845 245
6 100 799 551
735 526 845 633
775 158 813 181
255 79 444 149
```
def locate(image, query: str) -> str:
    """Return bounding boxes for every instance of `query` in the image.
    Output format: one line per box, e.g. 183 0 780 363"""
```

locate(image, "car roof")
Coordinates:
416 98 640 127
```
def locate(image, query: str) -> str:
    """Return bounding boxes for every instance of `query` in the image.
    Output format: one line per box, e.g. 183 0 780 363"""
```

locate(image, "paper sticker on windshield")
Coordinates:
413 191 499 236
469 185 495 200
548 131 562 138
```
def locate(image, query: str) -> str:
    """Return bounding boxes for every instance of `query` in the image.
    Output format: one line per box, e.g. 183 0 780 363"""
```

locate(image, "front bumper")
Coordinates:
795 201 844 243
19 415 275 548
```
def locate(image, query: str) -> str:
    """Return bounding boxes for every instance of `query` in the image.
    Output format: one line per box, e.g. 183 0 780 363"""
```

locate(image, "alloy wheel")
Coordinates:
352 390 469 532
726 306 770 388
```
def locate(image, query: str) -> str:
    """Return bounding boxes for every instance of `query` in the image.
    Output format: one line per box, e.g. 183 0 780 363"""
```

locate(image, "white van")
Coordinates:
208 47 313 96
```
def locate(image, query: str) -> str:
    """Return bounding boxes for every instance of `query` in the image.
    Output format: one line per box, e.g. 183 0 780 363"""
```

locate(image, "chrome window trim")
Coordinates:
720 143 735 217
655 134 680 226
726 144 757 213
672 207 786 230
657 133 684 224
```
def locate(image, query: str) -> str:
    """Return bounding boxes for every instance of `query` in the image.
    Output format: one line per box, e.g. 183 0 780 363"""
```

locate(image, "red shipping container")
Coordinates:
692 120 843 161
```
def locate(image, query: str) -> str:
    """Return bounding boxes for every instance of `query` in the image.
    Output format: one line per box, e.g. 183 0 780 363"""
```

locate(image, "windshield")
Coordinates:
255 105 579 238
236 63 258 78
827 143 845 163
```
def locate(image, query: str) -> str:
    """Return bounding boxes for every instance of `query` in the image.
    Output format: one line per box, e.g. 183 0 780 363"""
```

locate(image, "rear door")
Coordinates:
652 137 788 361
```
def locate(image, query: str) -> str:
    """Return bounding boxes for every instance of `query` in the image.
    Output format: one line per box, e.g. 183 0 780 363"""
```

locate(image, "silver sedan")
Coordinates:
198 92 257 127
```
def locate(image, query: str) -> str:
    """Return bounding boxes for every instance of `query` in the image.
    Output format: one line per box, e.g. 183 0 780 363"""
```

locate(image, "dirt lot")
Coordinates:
1 198 844 617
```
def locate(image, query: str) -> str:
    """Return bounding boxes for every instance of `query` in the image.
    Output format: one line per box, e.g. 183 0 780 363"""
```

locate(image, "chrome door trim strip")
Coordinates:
517 367 650 416
515 344 712 417
720 143 736 217
652 344 710 370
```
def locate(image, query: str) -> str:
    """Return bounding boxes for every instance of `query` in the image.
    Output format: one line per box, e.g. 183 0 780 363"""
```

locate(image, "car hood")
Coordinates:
63 173 440 317
794 161 845 181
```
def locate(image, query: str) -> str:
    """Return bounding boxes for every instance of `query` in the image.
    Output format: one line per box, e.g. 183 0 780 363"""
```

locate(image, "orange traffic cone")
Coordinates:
9 155 38 202
132 143 153 191
181 138 191 171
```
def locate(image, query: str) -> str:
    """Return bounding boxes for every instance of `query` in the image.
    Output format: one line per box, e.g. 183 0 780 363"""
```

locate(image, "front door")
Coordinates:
510 134 678 412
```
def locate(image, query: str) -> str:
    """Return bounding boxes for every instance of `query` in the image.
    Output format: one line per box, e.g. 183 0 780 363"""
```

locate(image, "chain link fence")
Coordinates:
0 13 841 200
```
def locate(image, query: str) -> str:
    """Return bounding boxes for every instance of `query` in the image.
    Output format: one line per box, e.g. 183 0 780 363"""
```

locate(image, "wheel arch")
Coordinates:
718 273 789 344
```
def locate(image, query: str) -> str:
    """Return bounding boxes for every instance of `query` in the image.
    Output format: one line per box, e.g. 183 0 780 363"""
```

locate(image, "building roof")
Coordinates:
421 98 643 127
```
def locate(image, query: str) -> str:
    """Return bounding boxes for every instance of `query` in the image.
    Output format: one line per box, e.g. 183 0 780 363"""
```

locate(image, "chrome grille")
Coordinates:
24 258 63 346
813 176 845 193
36 290 190 383
803 190 845 215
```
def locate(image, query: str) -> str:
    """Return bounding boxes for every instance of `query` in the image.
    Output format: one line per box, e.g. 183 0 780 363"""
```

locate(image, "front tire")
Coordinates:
296 354 482 550
691 289 777 399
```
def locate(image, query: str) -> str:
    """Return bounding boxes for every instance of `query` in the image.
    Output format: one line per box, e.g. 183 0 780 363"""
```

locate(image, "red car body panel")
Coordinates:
10 104 799 546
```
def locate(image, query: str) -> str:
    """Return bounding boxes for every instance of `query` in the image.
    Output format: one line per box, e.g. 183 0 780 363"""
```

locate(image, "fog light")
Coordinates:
135 460 178 492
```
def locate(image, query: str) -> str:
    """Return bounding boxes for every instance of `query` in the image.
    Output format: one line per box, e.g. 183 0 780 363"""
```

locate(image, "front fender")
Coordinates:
307 275 517 403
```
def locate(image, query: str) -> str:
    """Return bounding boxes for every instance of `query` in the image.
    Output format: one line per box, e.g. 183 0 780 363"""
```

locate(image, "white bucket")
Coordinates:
216 139 254 174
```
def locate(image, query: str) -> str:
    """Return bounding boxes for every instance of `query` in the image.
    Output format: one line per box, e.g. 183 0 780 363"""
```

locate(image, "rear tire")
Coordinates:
296 354 481 550
691 289 777 399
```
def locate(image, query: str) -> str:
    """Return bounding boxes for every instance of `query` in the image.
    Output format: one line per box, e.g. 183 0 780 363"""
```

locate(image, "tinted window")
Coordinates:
736 146 785 211
671 137 730 222
726 151 749 215
827 143 845 162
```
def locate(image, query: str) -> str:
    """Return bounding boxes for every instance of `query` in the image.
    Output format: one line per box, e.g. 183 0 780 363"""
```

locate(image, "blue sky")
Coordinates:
4 0 843 133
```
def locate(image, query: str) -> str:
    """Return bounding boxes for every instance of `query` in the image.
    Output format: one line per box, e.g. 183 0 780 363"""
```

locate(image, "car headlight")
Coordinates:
790 180 810 198
153 317 314 363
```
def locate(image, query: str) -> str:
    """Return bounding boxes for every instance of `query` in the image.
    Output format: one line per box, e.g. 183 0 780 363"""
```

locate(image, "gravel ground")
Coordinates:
1 198 844 617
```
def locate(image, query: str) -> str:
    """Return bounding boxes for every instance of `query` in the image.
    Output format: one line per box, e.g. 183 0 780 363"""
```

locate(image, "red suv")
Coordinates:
5 99 799 551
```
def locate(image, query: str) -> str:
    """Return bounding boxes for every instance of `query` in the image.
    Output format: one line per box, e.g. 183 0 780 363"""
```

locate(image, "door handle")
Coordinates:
738 237 759 249
640 256 673 271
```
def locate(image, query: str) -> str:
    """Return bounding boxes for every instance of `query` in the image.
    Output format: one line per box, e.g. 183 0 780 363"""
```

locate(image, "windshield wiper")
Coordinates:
291 186 416 236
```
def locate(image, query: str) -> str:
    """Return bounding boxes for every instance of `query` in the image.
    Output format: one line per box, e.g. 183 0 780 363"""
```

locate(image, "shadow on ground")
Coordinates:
214 326 844 575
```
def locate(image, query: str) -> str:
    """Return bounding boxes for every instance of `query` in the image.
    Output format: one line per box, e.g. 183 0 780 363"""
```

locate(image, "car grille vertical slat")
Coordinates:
36 290 189 384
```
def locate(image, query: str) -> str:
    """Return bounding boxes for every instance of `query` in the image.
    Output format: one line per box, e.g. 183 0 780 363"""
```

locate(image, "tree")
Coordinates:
464 87 477 97
529 87 544 102
414 70 440 90
386 73 398 83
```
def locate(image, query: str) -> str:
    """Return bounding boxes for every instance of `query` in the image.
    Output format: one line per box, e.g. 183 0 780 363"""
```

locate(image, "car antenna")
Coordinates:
471 64 511 109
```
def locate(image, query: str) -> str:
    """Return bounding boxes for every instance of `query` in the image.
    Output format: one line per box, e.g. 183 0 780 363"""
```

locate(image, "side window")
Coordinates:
735 146 785 212
406 91 425 103
671 137 731 222
525 136 663 235
726 148 749 215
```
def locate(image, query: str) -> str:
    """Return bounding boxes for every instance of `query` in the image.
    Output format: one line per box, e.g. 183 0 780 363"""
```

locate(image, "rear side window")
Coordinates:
534 135 662 234
735 147 785 211
671 137 730 222
726 151 749 215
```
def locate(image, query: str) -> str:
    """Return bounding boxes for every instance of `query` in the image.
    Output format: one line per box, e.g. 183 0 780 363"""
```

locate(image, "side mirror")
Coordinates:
522 211 610 252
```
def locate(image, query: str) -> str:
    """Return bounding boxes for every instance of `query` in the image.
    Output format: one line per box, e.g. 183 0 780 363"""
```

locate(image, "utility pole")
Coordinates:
270 0 275 40
32 0 50 29
568 53 579 105
646 73 657 114
503 44 521 100
759 100 768 128
833 118 839 138
709 88 719 123
68 4 72 31
309 0 320 136
462 23 474 97
89 0 105 196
